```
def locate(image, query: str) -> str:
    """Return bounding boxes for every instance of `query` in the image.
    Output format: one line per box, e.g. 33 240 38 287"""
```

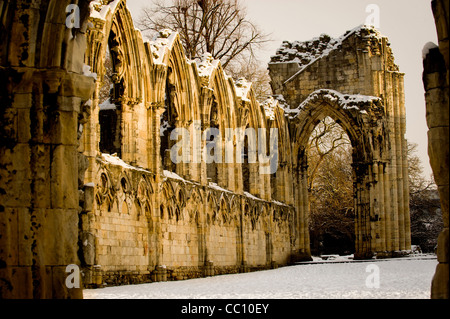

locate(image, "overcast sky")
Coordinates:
126 0 438 177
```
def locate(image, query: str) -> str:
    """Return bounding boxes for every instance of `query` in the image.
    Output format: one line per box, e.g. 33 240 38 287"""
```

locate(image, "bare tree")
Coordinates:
407 141 435 195
308 126 443 255
138 0 270 70
407 141 443 252
307 117 351 190
99 50 114 105
307 118 354 256
227 56 272 102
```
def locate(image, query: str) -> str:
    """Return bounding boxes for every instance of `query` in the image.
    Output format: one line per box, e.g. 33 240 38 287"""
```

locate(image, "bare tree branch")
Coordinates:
137 0 271 69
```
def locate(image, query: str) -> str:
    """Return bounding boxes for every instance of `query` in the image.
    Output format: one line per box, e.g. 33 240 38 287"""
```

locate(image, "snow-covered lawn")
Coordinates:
83 256 437 299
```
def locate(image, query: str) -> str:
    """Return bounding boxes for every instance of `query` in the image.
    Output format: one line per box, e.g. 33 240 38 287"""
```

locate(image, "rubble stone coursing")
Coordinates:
1 0 435 299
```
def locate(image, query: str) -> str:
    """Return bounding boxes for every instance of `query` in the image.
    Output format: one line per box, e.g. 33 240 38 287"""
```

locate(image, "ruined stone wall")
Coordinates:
74 1 297 287
269 25 411 259
269 27 401 108
82 154 293 287
0 0 95 298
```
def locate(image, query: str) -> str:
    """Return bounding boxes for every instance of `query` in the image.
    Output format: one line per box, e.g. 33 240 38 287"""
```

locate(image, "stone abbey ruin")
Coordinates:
0 0 448 299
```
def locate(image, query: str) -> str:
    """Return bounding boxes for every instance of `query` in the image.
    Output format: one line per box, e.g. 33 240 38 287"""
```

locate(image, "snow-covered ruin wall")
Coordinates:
269 25 412 261
269 25 400 108
79 0 296 287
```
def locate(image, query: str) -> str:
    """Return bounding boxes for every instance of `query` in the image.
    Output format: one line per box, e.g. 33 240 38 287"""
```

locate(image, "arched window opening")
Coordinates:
307 117 355 257
99 36 122 156
160 204 165 219
160 69 178 172
242 125 250 193
206 99 220 184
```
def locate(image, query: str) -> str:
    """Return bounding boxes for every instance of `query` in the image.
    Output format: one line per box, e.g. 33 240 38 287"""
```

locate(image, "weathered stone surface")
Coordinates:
0 1 94 299
431 263 449 299
270 25 411 258
428 127 450 187
425 0 449 300
436 228 449 263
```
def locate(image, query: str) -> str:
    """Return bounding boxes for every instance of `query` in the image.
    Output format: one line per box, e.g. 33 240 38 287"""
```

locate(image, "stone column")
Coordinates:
239 200 249 272
290 152 312 262
151 102 166 269
377 162 387 254
200 120 209 186
383 162 393 254
0 68 95 298
190 120 203 183
423 7 449 297
372 162 382 253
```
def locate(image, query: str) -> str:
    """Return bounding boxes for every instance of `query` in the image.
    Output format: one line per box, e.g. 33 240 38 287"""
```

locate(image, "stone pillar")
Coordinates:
377 162 387 254
151 102 166 176
151 265 167 282
190 120 203 183
204 261 215 277
299 163 311 257
383 162 393 254
249 148 259 196
200 120 209 186
0 70 94 298
372 162 382 253
423 0 449 299
151 102 166 268
290 154 312 262
82 91 100 185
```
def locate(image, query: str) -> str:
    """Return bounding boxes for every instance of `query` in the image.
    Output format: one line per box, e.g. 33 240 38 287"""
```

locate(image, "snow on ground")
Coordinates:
84 256 437 299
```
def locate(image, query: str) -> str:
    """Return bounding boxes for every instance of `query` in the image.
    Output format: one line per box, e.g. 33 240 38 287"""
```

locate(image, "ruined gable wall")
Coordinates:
269 25 411 257
269 26 401 108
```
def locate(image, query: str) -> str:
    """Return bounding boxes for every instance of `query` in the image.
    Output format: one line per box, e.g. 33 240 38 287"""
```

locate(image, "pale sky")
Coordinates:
126 0 438 177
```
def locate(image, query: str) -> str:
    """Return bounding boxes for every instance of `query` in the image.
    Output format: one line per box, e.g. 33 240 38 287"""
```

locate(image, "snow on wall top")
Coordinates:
89 0 122 21
270 25 384 78
276 89 382 120
234 78 252 102
262 97 278 121
100 155 287 207
148 29 179 64
194 53 220 78
100 153 150 173
422 42 439 60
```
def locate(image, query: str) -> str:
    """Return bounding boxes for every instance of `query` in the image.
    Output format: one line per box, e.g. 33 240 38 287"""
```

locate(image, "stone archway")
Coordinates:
289 89 411 260
268 25 412 261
